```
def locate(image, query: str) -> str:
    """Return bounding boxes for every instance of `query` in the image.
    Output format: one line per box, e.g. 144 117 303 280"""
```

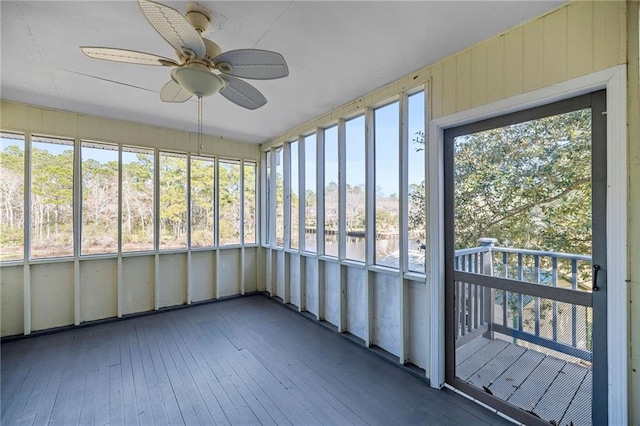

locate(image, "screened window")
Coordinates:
243 162 256 244
218 160 241 245
275 147 284 246
30 136 74 258
159 152 187 250
304 134 317 252
374 102 400 266
0 133 25 261
324 126 339 257
81 142 118 255
408 91 426 273
190 156 215 248
289 141 299 249
121 147 154 252
345 116 366 262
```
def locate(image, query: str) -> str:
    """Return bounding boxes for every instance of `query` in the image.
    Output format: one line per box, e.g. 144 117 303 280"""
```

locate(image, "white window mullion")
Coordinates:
364 107 375 347
240 159 246 295
283 145 291 303
154 149 160 310
186 153 192 304
298 137 306 311
316 129 325 256
215 156 220 299
23 133 32 335
316 129 325 321
337 118 347 332
117 145 123 317
73 138 82 325
398 92 409 364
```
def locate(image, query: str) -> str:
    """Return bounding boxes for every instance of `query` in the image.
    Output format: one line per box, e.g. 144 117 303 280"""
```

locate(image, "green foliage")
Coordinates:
411 109 592 256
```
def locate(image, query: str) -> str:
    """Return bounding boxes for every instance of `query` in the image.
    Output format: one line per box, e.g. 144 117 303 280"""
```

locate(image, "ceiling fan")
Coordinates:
80 0 289 110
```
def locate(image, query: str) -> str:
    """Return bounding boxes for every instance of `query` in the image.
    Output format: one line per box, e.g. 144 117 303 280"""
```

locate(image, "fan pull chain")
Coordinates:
197 95 203 155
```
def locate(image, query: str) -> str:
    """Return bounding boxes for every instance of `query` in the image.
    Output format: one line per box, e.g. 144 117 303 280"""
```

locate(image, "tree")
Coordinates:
410 109 592 256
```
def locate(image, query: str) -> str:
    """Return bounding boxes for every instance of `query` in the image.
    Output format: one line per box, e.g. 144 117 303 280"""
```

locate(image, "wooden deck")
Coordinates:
456 336 592 425
1 295 511 426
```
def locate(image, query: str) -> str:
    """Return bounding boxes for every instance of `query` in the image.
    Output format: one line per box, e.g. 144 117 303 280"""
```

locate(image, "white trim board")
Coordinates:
427 65 628 425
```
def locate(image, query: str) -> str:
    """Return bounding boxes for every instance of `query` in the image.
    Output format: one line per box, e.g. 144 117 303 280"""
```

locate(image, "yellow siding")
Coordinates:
567 1 593 79
470 43 488 107
455 50 472 112
428 0 627 119
441 58 457 116
542 7 568 86
503 27 524 98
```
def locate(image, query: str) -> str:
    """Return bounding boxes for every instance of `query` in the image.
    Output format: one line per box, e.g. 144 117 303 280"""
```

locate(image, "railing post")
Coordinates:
479 238 497 339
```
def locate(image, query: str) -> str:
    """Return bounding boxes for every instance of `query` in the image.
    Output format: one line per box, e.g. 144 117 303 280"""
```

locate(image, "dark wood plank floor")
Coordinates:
1 295 511 425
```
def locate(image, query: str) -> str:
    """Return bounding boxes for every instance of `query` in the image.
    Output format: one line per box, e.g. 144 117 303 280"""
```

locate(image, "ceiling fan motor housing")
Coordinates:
185 1 211 33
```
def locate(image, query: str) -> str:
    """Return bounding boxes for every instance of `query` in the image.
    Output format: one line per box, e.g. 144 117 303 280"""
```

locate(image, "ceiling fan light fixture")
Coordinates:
171 66 224 97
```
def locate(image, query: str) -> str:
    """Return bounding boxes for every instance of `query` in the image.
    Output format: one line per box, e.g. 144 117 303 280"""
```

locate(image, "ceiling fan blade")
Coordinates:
160 80 192 103
219 75 267 110
81 47 178 66
137 0 205 59
213 49 289 80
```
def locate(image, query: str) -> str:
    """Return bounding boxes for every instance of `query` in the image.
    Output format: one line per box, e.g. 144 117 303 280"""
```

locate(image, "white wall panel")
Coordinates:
323 260 340 326
80 258 117 322
191 251 215 302
122 255 154 315
0 265 24 337
305 257 318 316
408 281 427 370
373 272 400 357
31 262 74 331
244 247 258 293
275 250 285 299
218 249 241 298
158 253 187 308
346 266 366 341
289 253 300 306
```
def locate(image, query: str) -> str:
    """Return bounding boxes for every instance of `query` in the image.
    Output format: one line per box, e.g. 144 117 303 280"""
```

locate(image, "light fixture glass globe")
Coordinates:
171 66 224 97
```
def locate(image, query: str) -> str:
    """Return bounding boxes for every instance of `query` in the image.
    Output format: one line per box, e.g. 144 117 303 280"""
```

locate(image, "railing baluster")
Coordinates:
517 253 523 332
571 258 578 347
459 280 465 336
552 257 558 342
474 253 479 329
502 251 508 327
534 255 540 336
479 251 485 325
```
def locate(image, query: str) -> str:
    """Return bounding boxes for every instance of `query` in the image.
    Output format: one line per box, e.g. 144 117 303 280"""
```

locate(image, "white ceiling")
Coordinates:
1 1 566 144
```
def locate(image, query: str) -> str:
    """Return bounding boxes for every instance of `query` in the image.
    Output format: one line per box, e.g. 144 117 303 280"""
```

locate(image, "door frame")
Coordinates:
443 91 606 425
427 65 628 424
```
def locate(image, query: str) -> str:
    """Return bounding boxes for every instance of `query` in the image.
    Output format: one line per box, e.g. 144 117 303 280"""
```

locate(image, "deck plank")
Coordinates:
466 343 527 388
560 369 592 426
507 355 566 412
456 335 492 365
488 348 545 400
534 362 588 424
457 339 509 381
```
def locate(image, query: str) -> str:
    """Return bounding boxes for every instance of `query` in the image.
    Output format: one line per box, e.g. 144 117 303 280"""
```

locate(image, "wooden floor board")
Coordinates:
2 295 511 426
